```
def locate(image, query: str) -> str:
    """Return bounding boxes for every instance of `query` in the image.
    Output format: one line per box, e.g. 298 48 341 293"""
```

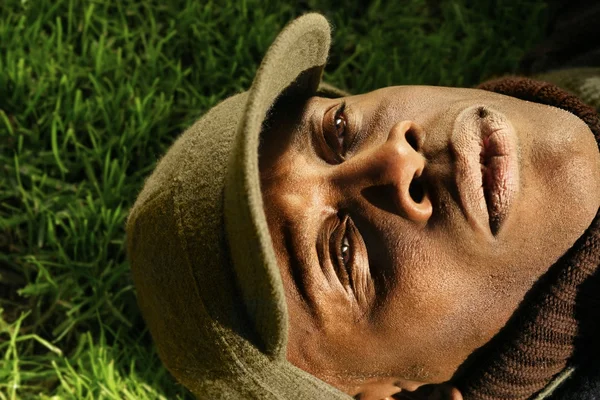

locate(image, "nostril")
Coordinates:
477 106 488 119
405 127 420 151
409 175 425 203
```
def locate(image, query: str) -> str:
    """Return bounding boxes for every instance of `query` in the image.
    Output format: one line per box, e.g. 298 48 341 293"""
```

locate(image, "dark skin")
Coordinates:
258 86 600 399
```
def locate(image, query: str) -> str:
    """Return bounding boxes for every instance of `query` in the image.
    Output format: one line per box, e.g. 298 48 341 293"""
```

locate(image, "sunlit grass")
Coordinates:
0 0 547 397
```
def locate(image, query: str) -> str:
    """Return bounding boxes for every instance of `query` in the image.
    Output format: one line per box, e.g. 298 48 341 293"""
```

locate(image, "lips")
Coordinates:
451 106 520 236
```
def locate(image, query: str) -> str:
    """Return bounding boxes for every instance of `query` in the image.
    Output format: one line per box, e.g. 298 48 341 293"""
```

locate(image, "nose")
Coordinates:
334 120 433 223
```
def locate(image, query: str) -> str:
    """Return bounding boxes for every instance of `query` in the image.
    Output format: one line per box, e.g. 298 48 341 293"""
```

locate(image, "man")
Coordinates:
126 14 600 399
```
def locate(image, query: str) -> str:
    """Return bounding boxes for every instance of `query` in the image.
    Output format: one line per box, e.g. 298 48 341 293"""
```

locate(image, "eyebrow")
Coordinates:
281 219 325 320
285 97 313 150
316 210 336 291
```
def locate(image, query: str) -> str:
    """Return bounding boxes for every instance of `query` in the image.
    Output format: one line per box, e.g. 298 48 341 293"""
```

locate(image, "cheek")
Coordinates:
369 244 520 383
286 292 386 390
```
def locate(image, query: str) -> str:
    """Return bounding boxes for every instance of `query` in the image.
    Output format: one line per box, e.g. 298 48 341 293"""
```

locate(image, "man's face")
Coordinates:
258 86 600 397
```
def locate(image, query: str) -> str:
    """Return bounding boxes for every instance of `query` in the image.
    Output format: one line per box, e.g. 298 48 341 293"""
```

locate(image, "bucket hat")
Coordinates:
126 13 351 399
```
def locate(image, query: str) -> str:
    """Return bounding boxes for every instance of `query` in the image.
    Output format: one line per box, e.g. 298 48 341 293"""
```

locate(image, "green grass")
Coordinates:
0 0 548 398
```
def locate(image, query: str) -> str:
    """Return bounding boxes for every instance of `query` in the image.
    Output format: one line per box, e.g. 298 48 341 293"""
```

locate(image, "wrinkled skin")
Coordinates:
258 86 600 399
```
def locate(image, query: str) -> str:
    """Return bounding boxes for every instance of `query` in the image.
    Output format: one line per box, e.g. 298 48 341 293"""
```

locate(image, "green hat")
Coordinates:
126 13 351 399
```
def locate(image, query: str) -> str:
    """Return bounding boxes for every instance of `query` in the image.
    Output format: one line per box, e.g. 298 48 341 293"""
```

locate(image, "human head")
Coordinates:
257 83 600 397
126 13 600 400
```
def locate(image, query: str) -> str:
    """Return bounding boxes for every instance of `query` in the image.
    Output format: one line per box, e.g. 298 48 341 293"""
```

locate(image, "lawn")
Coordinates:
0 0 548 398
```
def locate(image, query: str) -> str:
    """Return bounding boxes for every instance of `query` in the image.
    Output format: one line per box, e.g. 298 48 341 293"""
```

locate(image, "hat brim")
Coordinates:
224 13 333 357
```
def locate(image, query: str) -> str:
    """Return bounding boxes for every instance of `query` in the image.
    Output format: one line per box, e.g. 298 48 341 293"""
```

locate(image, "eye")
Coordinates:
329 214 355 290
321 213 373 306
340 235 351 265
323 102 349 160
333 103 347 146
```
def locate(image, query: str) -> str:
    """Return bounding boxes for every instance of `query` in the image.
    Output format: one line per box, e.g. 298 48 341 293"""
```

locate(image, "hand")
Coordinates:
392 383 463 400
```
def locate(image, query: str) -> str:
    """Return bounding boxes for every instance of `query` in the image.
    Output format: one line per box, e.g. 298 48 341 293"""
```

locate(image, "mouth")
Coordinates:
451 105 520 236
